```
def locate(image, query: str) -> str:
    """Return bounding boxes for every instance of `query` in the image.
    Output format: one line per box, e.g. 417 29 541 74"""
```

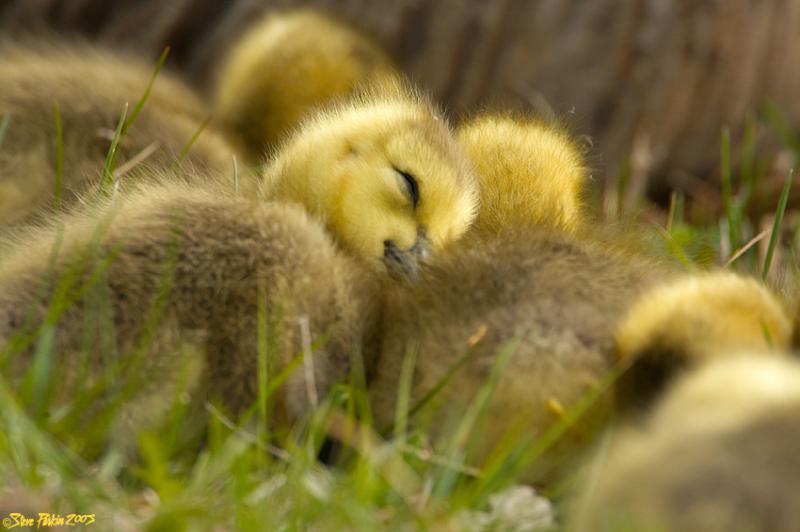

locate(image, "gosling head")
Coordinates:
457 113 587 235
614 271 793 413
261 81 479 277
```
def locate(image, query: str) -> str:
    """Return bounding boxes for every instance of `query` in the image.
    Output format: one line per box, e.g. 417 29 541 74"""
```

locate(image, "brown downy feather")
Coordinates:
0 177 380 453
369 227 673 484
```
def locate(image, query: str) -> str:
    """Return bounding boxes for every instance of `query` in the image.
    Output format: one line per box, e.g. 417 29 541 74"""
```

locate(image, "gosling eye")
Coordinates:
393 166 420 209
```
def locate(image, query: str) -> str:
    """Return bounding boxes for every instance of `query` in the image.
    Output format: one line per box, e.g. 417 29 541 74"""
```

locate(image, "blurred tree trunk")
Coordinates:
3 0 800 212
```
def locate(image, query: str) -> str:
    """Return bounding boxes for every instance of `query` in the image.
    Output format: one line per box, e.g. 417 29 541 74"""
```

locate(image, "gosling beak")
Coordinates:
384 239 425 281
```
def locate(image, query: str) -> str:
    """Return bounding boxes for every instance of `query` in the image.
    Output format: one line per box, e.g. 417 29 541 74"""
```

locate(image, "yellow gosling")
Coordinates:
260 80 478 276
214 9 397 160
569 354 800 532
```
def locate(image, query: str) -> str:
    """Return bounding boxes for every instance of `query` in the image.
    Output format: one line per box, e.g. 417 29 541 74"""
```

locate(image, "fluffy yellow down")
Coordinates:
261 80 479 275
615 271 792 362
214 9 397 160
457 114 586 235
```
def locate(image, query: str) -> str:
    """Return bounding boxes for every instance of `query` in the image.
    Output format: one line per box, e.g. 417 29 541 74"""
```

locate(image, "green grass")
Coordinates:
763 168 793 280
644 114 798 279
2 52 800 531
0 114 10 148
169 116 212 173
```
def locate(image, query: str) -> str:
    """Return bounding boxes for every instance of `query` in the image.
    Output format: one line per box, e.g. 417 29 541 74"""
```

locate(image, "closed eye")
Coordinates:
393 166 420 209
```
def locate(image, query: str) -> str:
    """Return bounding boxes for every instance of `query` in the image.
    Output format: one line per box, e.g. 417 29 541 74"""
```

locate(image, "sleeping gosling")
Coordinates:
259 80 478 277
365 112 651 484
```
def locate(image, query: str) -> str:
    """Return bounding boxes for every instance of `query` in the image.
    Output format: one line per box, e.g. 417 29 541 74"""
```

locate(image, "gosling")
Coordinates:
0 40 236 226
0 177 379 452
259 79 479 277
366 112 644 484
568 354 800 532
613 271 792 413
214 9 397 161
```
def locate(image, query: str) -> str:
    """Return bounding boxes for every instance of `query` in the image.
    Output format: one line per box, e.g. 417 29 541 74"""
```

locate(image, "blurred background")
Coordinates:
3 0 800 224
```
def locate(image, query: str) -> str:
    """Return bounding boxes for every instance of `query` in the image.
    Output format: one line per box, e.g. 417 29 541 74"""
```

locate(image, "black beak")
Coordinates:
383 240 421 280
383 228 429 280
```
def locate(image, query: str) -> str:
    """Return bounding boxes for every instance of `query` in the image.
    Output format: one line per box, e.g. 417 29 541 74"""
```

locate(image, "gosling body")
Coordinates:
0 178 379 448
0 40 235 226
369 228 670 483
569 354 800 532
368 115 669 484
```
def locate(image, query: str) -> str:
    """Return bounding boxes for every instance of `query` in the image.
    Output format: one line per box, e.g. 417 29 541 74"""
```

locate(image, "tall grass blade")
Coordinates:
393 344 418 441
170 116 212 171
19 325 57 418
720 127 738 252
123 46 170 135
762 168 793 280
0 114 10 147
434 334 522 498
100 103 128 194
99 47 169 191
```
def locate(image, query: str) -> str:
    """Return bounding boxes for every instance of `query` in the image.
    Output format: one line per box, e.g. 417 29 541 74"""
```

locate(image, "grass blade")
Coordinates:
0 114 10 148
666 191 684 233
99 47 169 190
20 325 57 418
170 116 212 171
393 344 418 441
762 168 793 280
100 103 129 194
650 222 692 268
434 334 523 498
720 127 738 252
724 229 769 268
123 46 170 135
763 100 800 159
